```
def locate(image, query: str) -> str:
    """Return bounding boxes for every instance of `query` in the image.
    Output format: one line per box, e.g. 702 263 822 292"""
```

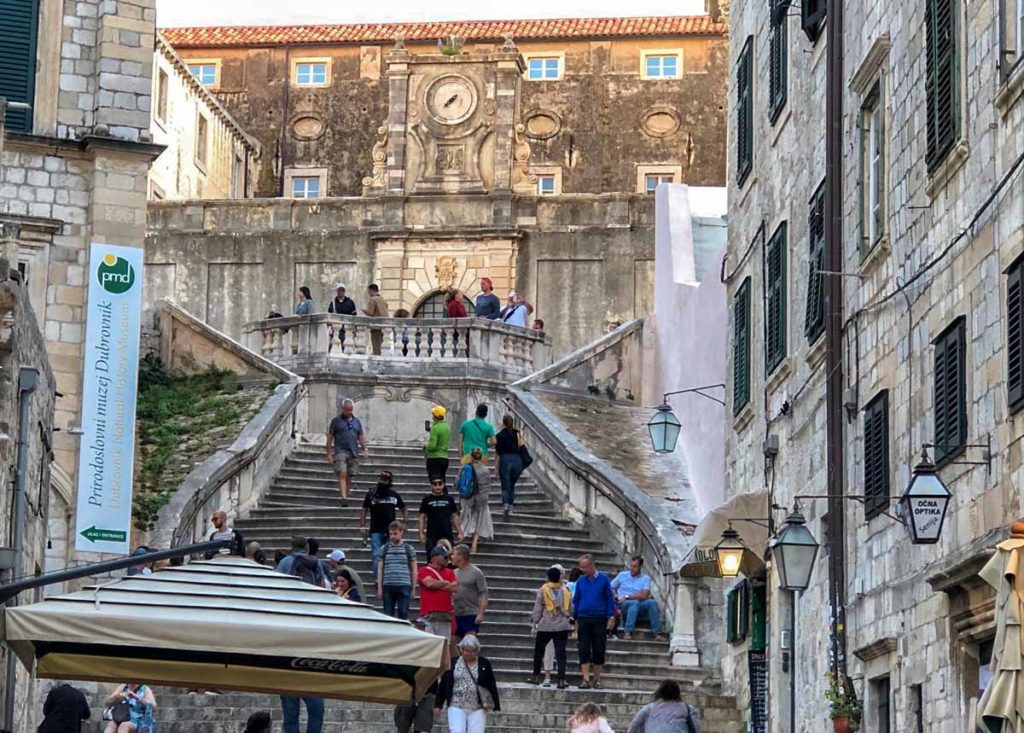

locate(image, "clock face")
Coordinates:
425 75 477 126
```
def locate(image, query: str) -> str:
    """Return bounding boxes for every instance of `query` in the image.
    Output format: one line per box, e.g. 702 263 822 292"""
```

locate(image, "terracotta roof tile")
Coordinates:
162 15 725 49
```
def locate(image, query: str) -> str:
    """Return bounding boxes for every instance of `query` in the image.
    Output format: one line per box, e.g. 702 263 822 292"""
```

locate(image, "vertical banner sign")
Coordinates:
748 649 768 733
75 243 144 555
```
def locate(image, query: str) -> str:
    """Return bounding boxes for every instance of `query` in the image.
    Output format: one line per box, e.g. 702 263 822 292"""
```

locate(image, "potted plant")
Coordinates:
825 674 862 732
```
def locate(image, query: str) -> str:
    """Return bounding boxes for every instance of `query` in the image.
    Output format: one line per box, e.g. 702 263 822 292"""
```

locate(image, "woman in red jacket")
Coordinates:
446 290 468 318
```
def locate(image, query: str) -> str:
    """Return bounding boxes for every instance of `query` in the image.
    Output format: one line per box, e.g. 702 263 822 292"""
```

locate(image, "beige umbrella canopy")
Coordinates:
679 491 770 578
977 522 1024 733
0 556 445 705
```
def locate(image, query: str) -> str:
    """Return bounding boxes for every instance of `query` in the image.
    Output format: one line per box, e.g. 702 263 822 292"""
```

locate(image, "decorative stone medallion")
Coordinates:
523 109 562 140
291 114 326 141
640 106 682 138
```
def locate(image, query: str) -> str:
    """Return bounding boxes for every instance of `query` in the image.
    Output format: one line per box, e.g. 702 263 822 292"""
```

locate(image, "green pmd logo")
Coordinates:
97 253 135 294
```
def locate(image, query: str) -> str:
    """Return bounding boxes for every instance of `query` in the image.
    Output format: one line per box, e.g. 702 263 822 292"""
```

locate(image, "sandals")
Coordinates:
578 680 592 689
592 680 604 689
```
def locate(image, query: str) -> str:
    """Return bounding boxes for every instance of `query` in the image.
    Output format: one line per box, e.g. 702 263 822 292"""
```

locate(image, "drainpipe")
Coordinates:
2 367 40 733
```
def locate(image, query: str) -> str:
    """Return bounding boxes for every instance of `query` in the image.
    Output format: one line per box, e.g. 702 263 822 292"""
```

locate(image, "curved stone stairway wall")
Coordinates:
115 443 742 733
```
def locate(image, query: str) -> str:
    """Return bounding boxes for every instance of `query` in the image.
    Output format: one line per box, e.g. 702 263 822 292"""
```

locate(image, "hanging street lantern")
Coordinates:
647 402 681 454
714 526 746 577
770 510 819 592
899 454 952 544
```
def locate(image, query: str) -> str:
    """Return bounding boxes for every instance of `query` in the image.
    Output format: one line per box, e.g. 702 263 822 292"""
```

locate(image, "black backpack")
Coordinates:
289 555 320 586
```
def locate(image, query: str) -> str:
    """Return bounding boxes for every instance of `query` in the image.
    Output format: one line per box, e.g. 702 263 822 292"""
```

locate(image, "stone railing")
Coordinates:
243 314 550 376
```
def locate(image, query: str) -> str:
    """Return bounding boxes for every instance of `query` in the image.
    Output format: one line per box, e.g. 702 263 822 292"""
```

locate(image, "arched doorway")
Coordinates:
413 290 475 318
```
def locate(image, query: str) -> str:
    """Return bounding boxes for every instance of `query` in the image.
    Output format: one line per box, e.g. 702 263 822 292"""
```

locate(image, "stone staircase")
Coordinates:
142 443 742 732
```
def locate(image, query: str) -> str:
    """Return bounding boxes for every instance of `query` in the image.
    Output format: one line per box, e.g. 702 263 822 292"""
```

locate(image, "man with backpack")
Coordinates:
360 470 407 587
276 536 327 588
378 520 418 620
418 478 462 557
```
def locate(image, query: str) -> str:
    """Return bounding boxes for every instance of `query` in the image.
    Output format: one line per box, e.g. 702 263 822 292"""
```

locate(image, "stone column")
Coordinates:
383 47 412 194
671 577 701 667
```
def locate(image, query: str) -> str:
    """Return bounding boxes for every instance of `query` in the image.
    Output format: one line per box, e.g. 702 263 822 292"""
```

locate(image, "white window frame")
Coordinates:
187 60 220 87
194 112 209 172
529 166 563 196
523 52 565 81
861 79 887 250
284 167 328 199
640 50 683 80
155 67 169 124
635 164 682 194
291 57 332 88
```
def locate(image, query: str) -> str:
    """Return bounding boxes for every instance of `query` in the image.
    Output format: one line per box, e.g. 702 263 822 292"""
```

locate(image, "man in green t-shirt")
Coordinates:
459 403 496 461
425 405 451 482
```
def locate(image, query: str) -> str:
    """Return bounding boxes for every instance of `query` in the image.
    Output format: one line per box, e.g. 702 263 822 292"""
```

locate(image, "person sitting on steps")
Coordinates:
610 556 666 641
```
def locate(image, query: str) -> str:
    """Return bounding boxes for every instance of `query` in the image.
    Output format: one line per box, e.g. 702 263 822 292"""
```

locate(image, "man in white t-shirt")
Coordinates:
500 291 533 328
610 556 665 641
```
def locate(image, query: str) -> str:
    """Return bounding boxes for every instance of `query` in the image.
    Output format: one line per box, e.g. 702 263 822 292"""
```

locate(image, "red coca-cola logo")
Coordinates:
289 658 370 674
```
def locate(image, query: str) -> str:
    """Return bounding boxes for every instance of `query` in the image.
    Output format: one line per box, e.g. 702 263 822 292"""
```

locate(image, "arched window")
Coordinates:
413 290 475 318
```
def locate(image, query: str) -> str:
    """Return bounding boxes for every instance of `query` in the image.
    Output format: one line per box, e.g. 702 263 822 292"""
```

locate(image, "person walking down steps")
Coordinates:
326 398 367 506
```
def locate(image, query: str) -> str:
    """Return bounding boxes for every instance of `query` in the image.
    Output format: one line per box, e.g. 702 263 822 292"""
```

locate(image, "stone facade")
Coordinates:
0 0 161 574
723 2 1024 733
163 20 728 197
0 239 57 733
149 35 259 200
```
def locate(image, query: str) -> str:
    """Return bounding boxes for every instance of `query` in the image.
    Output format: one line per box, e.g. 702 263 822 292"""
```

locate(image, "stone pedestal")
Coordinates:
671 577 701 667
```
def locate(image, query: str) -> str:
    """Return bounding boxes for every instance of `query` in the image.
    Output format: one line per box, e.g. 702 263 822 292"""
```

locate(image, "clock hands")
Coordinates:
443 93 460 109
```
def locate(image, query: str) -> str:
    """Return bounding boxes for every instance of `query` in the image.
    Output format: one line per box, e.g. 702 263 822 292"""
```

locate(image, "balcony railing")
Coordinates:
243 314 551 376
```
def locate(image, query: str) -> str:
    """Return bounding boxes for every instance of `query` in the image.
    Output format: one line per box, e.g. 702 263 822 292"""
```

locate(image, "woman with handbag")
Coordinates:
494 415 530 518
102 683 157 733
434 635 500 733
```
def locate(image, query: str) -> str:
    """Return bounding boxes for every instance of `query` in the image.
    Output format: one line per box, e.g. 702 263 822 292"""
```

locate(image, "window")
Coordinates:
0 0 40 132
768 1 787 123
295 62 328 86
925 0 961 172
910 684 924 733
537 175 556 195
871 676 891 733
526 57 561 80
725 581 749 644
1007 256 1024 411
642 52 682 79
863 390 890 521
861 81 886 250
933 317 967 465
156 68 169 122
736 37 753 187
1000 0 1024 77
801 0 826 42
189 63 218 86
805 182 826 343
195 114 209 169
644 173 674 193
765 222 787 375
231 153 244 198
733 277 752 416
291 177 320 199
750 582 767 651
413 291 474 319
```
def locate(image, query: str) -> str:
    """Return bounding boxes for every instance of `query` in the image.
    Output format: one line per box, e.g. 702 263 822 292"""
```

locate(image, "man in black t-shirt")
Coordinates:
360 471 407 584
417 477 462 555
38 683 90 732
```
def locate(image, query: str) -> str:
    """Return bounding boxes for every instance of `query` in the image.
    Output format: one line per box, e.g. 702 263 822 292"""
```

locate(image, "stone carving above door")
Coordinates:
435 256 458 290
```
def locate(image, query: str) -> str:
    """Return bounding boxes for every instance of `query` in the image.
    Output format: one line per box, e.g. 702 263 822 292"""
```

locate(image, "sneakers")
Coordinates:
557 679 569 690
653 633 667 642
578 680 592 689
527 674 542 685
541 678 552 688
502 505 511 519
622 632 634 640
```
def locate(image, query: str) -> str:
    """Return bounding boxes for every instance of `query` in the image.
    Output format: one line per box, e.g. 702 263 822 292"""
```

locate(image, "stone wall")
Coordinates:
171 35 727 197
724 1 1024 732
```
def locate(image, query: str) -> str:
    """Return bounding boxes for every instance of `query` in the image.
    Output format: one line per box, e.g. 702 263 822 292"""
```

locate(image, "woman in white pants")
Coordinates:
434 636 501 733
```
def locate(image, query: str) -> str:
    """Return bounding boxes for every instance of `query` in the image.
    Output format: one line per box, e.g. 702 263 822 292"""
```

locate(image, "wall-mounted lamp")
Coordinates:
647 384 726 454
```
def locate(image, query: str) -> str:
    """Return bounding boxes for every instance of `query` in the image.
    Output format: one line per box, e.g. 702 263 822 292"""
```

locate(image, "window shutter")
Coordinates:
726 586 738 643
1009 260 1024 411
736 37 753 186
733 278 752 416
737 581 749 640
934 319 967 464
925 0 960 172
863 390 890 520
750 583 767 651
769 2 787 123
0 0 40 133
801 0 826 42
766 223 787 375
805 182 827 343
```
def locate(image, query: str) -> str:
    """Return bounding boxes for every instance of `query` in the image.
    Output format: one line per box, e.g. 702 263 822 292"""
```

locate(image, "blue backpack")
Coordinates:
457 463 479 499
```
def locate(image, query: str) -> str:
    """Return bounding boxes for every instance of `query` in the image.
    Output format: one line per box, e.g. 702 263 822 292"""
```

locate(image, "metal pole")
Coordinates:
3 368 39 733
790 592 797 733
825 0 849 683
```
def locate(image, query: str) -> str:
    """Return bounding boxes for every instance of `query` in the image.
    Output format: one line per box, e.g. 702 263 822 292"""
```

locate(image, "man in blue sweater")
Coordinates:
572 554 616 689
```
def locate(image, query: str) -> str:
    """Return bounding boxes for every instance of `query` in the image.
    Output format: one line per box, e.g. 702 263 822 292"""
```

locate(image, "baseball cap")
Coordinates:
335 283 347 290
430 546 450 558
549 563 566 575
328 550 345 562
432 406 446 419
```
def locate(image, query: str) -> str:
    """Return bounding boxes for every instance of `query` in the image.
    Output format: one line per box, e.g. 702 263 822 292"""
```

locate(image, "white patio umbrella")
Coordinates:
0 556 445 705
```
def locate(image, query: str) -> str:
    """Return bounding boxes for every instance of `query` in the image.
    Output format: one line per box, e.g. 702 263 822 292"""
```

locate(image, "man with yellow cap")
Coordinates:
424 405 451 483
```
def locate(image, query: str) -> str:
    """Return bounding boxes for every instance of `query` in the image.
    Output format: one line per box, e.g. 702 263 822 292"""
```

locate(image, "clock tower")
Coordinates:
364 36 533 196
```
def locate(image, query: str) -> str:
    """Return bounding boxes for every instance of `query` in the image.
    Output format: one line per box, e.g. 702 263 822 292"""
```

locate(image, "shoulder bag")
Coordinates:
516 430 534 470
463 658 495 712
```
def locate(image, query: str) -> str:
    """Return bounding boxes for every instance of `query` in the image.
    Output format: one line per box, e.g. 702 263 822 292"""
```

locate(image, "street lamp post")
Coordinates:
899 453 952 544
646 384 725 454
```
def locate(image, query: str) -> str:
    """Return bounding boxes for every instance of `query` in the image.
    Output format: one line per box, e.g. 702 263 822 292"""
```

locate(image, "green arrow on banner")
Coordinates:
79 526 127 543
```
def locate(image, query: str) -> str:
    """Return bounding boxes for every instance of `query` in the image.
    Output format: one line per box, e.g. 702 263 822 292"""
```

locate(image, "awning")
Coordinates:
1 556 445 705
680 492 770 578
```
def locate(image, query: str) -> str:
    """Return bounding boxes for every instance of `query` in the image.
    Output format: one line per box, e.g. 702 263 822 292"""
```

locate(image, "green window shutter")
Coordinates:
725 583 748 644
0 0 40 133
769 2 787 123
1008 259 1024 412
801 0 826 42
725 586 738 643
925 0 960 172
766 223 787 375
863 390 890 520
804 182 826 343
736 36 753 186
934 318 967 464
733 277 752 416
750 583 767 651
737 581 749 640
